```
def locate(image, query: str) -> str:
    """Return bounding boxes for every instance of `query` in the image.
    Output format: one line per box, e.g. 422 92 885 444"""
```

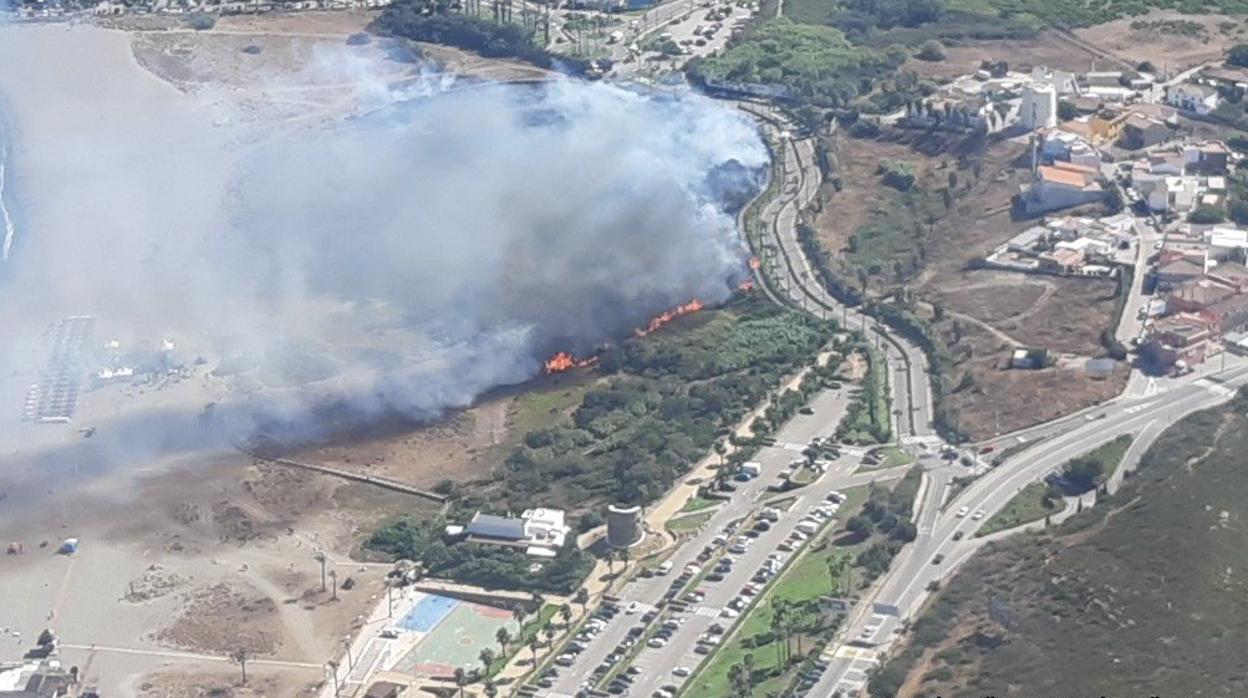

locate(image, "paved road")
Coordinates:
810 361 1248 696
739 103 936 442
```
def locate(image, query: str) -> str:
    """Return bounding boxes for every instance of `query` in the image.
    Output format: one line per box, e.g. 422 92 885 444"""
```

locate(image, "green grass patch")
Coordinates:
667 511 715 536
861 445 914 470
837 346 892 444
691 18 906 108
1058 434 1133 494
977 481 1057 536
681 495 723 513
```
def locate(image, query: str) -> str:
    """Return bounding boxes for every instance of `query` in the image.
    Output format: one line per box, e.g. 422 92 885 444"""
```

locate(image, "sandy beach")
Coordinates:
0 22 421 697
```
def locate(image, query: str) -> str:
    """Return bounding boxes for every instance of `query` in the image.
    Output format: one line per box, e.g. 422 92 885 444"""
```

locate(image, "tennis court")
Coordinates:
389 593 519 678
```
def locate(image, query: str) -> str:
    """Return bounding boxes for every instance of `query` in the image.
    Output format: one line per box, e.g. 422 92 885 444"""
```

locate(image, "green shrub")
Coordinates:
916 39 946 61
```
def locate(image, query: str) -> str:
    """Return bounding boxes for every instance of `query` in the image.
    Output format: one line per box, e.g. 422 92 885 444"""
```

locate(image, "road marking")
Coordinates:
692 605 722 618
781 441 806 452
1124 401 1156 415
1197 378 1236 397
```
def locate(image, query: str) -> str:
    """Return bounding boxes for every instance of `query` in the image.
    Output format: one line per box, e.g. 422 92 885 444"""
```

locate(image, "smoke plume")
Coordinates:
0 28 767 457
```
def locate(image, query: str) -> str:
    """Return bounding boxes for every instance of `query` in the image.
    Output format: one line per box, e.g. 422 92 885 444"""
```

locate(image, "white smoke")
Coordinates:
0 28 767 451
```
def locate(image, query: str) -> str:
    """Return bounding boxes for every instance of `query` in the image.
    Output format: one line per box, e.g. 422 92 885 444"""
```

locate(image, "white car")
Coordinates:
673 667 692 677
972 509 986 520
956 506 970 518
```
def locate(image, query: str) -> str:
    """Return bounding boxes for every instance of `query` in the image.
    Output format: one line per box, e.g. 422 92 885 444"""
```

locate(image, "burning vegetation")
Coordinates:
543 351 598 375
542 298 711 374
634 299 705 338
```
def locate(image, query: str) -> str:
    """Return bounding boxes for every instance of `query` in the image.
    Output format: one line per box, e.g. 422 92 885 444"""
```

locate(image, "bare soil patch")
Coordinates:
137 666 319 698
158 581 283 655
1073 11 1248 72
940 321 1126 440
934 271 1119 356
902 30 1102 81
290 395 510 489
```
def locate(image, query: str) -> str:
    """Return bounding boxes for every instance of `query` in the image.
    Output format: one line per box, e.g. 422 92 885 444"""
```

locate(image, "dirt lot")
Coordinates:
934 271 1121 356
814 128 1125 440
1073 10 1248 72
902 30 1102 81
127 10 550 128
936 319 1127 439
138 666 319 698
290 396 510 489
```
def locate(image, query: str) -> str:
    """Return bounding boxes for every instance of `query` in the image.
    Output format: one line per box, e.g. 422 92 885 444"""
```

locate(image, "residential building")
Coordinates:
1166 83 1220 115
1154 256 1206 290
1019 161 1104 214
1165 277 1235 314
1209 293 1248 333
1207 227 1248 262
459 508 572 557
1120 115 1170 150
1141 312 1216 371
1183 141 1232 174
1207 261 1248 292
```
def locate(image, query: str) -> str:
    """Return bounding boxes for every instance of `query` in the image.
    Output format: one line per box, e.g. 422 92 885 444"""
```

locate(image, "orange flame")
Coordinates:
634 299 704 338
738 278 756 292
749 256 761 270
544 351 598 374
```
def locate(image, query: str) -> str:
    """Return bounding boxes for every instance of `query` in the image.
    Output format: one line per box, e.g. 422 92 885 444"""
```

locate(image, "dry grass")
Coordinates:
1073 10 1248 72
901 30 1103 81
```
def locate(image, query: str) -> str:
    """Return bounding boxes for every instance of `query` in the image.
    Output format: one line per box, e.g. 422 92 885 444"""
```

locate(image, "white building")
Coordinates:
460 507 572 557
1208 227 1248 261
1166 84 1220 116
1021 82 1058 130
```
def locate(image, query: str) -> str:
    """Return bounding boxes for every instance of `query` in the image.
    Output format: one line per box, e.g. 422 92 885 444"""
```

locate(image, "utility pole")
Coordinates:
313 551 327 593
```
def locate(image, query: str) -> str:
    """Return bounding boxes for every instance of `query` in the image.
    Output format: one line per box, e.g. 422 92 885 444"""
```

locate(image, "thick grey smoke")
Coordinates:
0 26 767 457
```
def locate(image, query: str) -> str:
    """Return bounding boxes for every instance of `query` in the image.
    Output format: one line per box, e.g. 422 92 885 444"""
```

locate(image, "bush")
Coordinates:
1057 99 1077 121
1231 200 1248 226
916 40 946 62
1189 204 1226 224
186 12 215 31
1229 44 1248 69
878 161 916 191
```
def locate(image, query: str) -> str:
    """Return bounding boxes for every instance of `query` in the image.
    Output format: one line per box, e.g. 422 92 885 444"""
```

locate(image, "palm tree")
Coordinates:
479 648 496 676
606 549 617 575
728 662 749 698
527 637 540 665
495 627 511 656
484 681 499 698
713 439 727 467
512 607 526 628
769 609 787 668
230 648 250 685
574 587 589 615
453 667 467 698
558 603 572 627
542 622 556 647
326 660 341 698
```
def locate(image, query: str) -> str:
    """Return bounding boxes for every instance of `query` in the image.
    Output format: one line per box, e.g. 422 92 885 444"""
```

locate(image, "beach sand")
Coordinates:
0 23 413 697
